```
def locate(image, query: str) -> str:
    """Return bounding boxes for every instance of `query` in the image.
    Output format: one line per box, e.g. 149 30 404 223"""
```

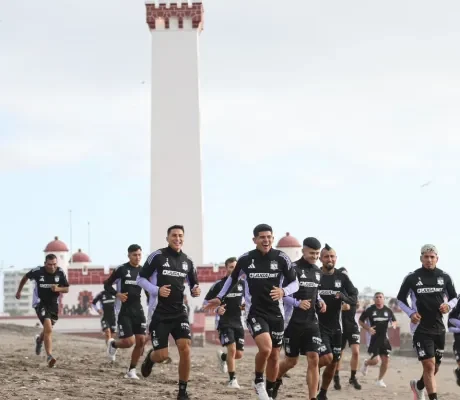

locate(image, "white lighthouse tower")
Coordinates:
145 1 205 264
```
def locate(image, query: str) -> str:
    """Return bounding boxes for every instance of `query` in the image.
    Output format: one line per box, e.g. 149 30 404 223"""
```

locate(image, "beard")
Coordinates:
325 263 334 270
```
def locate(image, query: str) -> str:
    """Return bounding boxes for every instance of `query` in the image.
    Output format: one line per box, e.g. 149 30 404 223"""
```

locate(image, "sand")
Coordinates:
0 324 458 400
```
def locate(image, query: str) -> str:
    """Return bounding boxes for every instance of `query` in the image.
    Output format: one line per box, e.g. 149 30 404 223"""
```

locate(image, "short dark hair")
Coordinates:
225 257 237 266
253 224 273 237
45 254 57 262
128 244 142 253
374 292 384 298
167 225 184 235
302 237 321 250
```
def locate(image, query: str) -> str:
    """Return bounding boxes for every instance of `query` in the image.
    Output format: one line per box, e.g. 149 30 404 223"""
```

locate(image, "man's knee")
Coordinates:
351 345 359 357
255 334 273 358
422 358 436 373
227 343 237 356
177 339 191 356
307 352 319 367
135 335 146 348
235 350 243 360
321 353 333 365
123 336 136 347
269 347 281 362
381 355 389 365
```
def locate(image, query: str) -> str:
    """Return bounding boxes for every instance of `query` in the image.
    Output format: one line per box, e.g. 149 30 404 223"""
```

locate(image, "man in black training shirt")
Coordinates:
104 244 146 379
205 224 299 400
92 290 116 347
335 266 362 391
15 254 69 368
203 256 245 389
317 244 358 400
272 237 326 400
448 299 460 386
359 292 397 387
397 244 458 400
137 225 200 400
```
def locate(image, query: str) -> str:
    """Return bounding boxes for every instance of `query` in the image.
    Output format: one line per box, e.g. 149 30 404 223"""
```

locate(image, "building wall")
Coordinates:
3 269 34 316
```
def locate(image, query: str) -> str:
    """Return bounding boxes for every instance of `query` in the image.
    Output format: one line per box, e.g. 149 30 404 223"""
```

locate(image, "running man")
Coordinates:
137 225 201 400
335 266 362 391
397 244 458 400
272 237 326 400
448 298 460 386
317 244 358 400
205 224 299 400
203 256 245 389
104 244 146 378
359 292 397 388
91 290 116 347
15 254 69 367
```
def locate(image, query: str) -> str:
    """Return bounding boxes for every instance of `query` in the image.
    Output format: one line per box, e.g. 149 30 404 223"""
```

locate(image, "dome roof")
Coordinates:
71 249 91 263
276 232 301 248
44 236 69 252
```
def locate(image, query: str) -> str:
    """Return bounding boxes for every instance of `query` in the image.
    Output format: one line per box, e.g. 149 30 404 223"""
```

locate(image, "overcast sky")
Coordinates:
1 0 460 297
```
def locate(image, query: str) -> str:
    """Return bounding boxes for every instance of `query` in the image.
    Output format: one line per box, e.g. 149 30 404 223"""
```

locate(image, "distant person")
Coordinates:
448 298 460 386
104 244 146 379
91 290 116 348
397 244 457 400
15 254 69 367
359 292 397 387
203 256 245 389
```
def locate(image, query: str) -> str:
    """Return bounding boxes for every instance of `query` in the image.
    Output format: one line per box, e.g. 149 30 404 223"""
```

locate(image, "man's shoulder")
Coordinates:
238 251 252 262
273 249 291 264
146 249 167 264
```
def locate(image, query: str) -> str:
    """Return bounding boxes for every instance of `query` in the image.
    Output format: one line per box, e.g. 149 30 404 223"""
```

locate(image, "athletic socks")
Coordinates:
255 372 264 384
350 370 357 379
111 341 117 349
428 393 438 400
178 380 188 395
229 371 235 381
220 353 227 362
417 377 425 391
129 364 136 371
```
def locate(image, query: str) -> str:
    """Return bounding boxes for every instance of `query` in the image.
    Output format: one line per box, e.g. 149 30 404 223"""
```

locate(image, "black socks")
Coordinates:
179 380 188 395
255 372 264 384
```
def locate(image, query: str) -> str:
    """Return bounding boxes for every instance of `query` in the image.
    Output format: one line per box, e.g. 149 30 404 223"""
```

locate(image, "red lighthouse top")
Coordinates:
44 236 69 252
276 232 301 248
71 249 91 263
146 1 204 30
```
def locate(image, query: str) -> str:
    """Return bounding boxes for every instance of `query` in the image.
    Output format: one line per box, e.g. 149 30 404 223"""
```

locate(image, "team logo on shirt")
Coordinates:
384 312 388 317
237 284 243 291
39 276 44 282
126 270 131 278
416 277 423 286
373 311 377 316
437 277 444 285
270 261 278 270
182 261 188 271
315 273 320 281
300 271 306 278
163 258 170 268
248 260 256 269
334 280 342 288
54 276 59 283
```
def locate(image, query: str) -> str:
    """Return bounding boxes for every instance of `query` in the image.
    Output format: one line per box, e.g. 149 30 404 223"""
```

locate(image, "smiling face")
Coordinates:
302 246 320 265
253 230 274 254
167 228 184 252
320 248 337 271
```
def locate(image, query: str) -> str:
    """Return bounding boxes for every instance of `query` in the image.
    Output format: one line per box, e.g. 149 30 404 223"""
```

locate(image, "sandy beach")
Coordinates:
0 324 458 400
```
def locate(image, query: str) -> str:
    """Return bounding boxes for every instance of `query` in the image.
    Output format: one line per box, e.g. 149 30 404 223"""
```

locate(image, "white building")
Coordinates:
146 1 205 264
3 267 34 316
276 232 302 262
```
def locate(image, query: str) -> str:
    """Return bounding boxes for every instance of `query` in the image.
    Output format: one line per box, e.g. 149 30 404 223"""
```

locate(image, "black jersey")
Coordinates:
26 266 69 307
137 246 198 319
397 267 457 335
448 299 460 336
104 262 143 316
216 248 298 319
317 269 358 334
284 258 322 327
92 290 115 320
359 304 396 338
342 303 358 332
205 277 245 329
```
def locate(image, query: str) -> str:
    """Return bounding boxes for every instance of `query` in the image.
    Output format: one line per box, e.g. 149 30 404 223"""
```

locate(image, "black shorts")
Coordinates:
318 330 342 361
35 303 58 325
413 331 445 364
101 316 117 333
453 335 460 362
117 312 146 339
284 322 323 358
149 313 191 351
246 314 284 348
219 326 245 351
341 325 361 349
368 336 392 358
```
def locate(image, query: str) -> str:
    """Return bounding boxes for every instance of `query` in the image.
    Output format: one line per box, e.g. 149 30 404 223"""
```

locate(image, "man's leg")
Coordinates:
334 334 347 390
349 344 362 389
176 338 192 397
42 319 54 365
307 352 320 400
378 354 389 381
318 332 342 400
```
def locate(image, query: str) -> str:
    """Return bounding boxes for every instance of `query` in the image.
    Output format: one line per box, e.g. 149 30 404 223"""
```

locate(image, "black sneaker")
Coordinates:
47 355 56 368
317 391 328 400
334 375 341 390
177 392 190 400
349 377 362 390
272 379 283 399
141 349 155 378
35 335 43 356
455 368 460 386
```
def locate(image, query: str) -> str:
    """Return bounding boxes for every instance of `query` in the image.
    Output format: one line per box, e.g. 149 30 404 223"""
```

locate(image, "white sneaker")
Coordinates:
227 378 241 389
253 381 271 400
107 338 117 360
360 359 369 376
124 368 140 380
375 379 387 388
216 349 228 374
410 379 426 400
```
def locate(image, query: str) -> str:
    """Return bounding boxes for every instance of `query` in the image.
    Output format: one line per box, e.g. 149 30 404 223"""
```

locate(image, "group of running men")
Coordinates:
14 223 460 400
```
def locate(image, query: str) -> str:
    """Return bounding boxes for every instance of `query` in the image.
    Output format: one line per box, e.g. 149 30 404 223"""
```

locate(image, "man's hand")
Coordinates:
390 321 398 329
341 302 351 311
240 304 246 311
204 298 221 310
159 285 171 298
299 300 311 310
439 303 450 314
116 292 128 302
217 305 226 316
270 286 284 301
50 285 59 292
368 326 376 335
191 285 201 297
98 309 103 316
15 291 21 300
318 301 327 313
335 291 342 300
410 312 422 324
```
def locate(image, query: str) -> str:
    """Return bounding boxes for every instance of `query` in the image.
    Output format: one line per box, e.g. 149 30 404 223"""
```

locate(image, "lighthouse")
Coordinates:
145 1 205 264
